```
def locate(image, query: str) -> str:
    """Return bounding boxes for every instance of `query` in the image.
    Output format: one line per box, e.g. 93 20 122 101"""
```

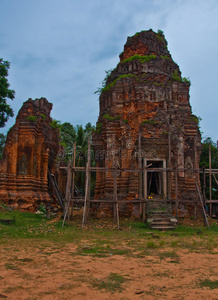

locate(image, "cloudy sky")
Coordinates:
1 0 218 142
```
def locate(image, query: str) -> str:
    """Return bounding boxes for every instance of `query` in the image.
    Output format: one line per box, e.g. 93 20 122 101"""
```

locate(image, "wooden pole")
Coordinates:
203 166 206 202
168 133 172 205
194 137 199 181
175 165 178 220
138 131 143 217
82 139 91 229
209 142 212 216
113 167 119 229
87 139 91 216
62 160 72 228
195 176 210 229
82 162 89 229
70 142 76 219
113 167 118 224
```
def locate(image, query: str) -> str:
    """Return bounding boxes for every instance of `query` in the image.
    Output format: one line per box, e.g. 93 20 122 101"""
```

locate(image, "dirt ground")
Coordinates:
0 238 217 300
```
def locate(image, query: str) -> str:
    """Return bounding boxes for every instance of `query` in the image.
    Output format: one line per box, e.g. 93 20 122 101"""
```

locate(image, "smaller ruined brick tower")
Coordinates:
92 29 201 218
0 98 59 210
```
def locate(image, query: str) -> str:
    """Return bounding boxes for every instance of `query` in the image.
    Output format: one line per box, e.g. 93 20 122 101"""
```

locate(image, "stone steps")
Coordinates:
146 199 177 230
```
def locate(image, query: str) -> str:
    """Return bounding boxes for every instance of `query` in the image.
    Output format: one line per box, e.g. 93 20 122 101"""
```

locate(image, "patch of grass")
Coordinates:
160 55 170 59
141 119 157 126
102 74 137 92
94 122 102 133
4 263 19 270
59 283 79 290
92 272 127 293
199 279 218 289
76 244 129 257
170 241 179 247
102 114 115 121
3 285 24 293
26 115 37 122
50 119 60 129
121 54 157 64
158 251 179 260
147 241 157 248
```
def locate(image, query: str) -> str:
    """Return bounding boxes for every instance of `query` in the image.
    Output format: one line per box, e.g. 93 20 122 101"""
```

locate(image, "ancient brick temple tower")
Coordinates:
0 98 59 210
92 29 201 218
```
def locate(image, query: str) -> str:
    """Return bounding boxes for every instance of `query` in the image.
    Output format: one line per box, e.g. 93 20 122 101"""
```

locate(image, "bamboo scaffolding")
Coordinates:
60 140 218 229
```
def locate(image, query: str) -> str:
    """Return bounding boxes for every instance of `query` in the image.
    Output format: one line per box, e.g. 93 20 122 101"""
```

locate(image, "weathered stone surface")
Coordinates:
93 29 201 218
0 98 59 211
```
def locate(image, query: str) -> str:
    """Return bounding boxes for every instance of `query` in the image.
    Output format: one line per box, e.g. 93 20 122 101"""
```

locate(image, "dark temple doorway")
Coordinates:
147 160 163 196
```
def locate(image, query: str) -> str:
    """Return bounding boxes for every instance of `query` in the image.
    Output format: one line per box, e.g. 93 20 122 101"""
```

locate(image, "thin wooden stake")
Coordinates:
138 131 143 216
195 177 210 229
114 167 119 229
62 160 72 228
209 142 212 216
70 142 76 219
113 167 118 225
168 133 172 203
175 166 178 220
82 162 89 229
87 139 91 216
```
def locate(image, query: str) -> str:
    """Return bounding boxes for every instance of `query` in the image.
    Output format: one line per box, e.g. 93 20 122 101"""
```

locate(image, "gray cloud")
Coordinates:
0 0 217 142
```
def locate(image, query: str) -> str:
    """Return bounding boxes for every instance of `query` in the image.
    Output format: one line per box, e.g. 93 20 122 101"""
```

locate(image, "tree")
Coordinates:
59 122 96 196
200 138 218 200
0 58 15 127
0 133 6 159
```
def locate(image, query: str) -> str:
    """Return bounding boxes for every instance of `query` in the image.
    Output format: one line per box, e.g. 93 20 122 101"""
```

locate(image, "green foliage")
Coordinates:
160 55 170 59
40 114 46 120
26 115 37 122
134 32 140 37
182 77 191 84
188 115 201 124
123 119 128 124
141 119 157 125
59 122 96 196
0 58 15 127
199 279 218 289
121 54 157 64
0 133 6 159
50 119 61 129
147 241 157 248
157 29 164 36
102 74 137 93
171 70 181 81
102 114 115 121
92 272 127 293
60 122 76 153
171 70 191 84
95 69 114 95
38 203 47 215
156 30 165 43
200 138 218 199
94 122 102 134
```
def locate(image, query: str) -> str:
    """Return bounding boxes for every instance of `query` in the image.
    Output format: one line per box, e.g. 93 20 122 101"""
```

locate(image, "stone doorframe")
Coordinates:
143 158 167 199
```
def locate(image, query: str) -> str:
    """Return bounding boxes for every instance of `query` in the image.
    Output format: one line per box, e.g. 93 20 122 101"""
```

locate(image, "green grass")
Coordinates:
92 272 127 293
121 54 157 64
199 279 218 289
102 74 137 92
0 205 217 257
158 250 179 260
